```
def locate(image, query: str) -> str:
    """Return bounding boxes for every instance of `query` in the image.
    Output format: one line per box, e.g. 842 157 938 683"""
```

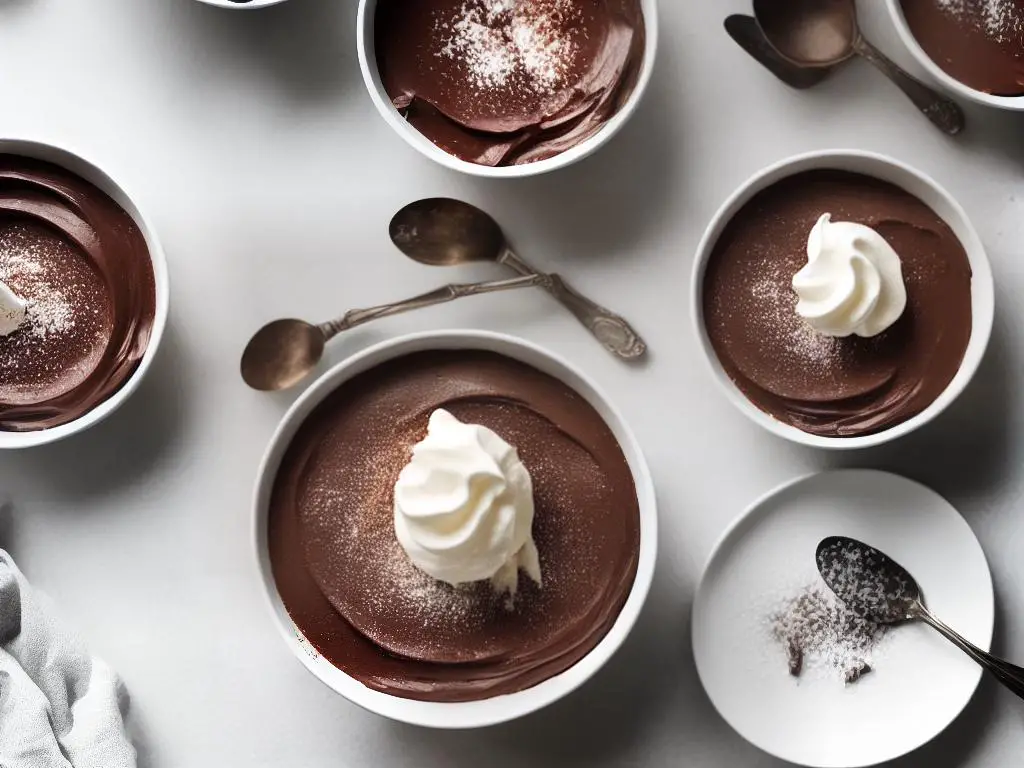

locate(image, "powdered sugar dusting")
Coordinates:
0 236 74 340
298 413 509 660
748 263 842 372
296 383 624 664
437 0 580 95
306 461 486 633
769 586 888 684
936 0 1024 42
0 224 111 402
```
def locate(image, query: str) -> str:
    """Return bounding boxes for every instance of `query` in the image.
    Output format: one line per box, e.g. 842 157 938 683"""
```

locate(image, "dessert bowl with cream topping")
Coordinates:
0 139 169 449
356 0 659 177
252 330 656 727
691 150 993 450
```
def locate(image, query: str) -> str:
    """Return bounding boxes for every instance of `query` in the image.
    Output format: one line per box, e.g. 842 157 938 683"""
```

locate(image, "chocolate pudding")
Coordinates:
900 0 1024 95
0 156 156 432
267 350 640 702
374 0 646 166
702 170 973 438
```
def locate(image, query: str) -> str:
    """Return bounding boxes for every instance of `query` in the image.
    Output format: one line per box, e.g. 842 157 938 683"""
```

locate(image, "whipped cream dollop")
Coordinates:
394 409 542 596
0 279 26 336
792 213 908 338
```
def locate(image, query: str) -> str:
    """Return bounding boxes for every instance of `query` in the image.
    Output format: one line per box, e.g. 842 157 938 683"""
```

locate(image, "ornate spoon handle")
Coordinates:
498 248 647 360
318 274 547 339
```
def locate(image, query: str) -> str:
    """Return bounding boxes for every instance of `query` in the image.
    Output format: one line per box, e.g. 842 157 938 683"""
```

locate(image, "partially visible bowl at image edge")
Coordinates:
0 138 170 451
886 0 1024 112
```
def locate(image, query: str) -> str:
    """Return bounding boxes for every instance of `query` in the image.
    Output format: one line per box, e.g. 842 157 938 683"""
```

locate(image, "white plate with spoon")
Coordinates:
692 469 994 768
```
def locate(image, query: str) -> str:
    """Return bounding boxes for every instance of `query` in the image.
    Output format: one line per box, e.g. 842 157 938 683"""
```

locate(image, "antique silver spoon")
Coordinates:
240 274 547 391
817 536 1024 699
389 198 647 360
753 0 964 135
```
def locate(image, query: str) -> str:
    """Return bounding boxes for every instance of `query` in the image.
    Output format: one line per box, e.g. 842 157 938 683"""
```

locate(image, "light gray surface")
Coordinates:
0 0 1020 766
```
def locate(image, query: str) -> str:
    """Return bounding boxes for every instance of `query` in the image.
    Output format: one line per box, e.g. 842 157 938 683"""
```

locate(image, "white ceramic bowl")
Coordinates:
252 330 657 728
886 0 1024 111
194 0 290 9
0 139 170 450
355 0 659 178
691 150 994 450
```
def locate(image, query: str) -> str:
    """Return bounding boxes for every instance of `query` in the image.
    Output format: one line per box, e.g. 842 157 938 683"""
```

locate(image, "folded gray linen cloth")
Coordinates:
0 551 135 768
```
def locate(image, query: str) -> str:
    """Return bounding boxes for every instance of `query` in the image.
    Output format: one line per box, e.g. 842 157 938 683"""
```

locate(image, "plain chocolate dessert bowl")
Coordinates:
357 0 658 177
0 140 168 449
692 150 993 450
253 331 656 727
889 0 1024 110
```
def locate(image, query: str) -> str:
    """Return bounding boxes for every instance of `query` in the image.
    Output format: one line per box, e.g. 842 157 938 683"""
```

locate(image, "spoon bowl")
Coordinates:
242 319 325 392
753 0 856 67
816 536 919 624
390 199 505 267
753 0 965 134
724 14 835 89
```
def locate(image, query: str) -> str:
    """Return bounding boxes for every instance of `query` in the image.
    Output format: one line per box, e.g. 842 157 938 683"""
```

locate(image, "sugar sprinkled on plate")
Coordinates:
769 585 888 684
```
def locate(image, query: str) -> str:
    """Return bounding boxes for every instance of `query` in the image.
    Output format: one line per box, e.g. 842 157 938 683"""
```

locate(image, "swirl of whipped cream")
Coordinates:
394 409 542 596
793 213 908 338
0 279 25 336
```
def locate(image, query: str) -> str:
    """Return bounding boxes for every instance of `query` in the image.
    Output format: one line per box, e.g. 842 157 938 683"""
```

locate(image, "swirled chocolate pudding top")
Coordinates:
267 350 640 702
900 0 1024 95
374 0 646 166
702 170 973 438
0 156 156 432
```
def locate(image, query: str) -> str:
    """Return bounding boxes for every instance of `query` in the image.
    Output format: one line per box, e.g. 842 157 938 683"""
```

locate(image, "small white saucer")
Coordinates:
692 470 993 768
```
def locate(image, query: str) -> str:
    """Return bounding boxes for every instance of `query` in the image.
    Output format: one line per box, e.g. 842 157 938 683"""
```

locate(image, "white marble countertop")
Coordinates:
1 0 1022 765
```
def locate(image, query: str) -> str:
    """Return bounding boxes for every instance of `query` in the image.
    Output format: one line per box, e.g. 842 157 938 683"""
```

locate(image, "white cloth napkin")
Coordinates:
0 551 135 768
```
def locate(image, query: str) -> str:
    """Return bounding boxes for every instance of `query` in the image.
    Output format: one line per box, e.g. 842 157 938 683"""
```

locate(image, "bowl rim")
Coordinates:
354 0 660 178
0 138 170 450
885 0 1024 111
689 148 995 451
251 329 658 728
193 0 291 9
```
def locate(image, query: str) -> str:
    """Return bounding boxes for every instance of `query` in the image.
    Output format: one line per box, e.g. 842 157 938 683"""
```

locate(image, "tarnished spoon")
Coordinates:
241 274 547 391
753 0 964 135
389 198 647 360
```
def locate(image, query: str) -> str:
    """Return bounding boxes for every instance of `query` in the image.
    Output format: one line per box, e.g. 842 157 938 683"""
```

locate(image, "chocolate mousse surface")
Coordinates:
0 156 156 432
900 0 1024 95
703 170 973 438
267 350 640 702
374 0 645 166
